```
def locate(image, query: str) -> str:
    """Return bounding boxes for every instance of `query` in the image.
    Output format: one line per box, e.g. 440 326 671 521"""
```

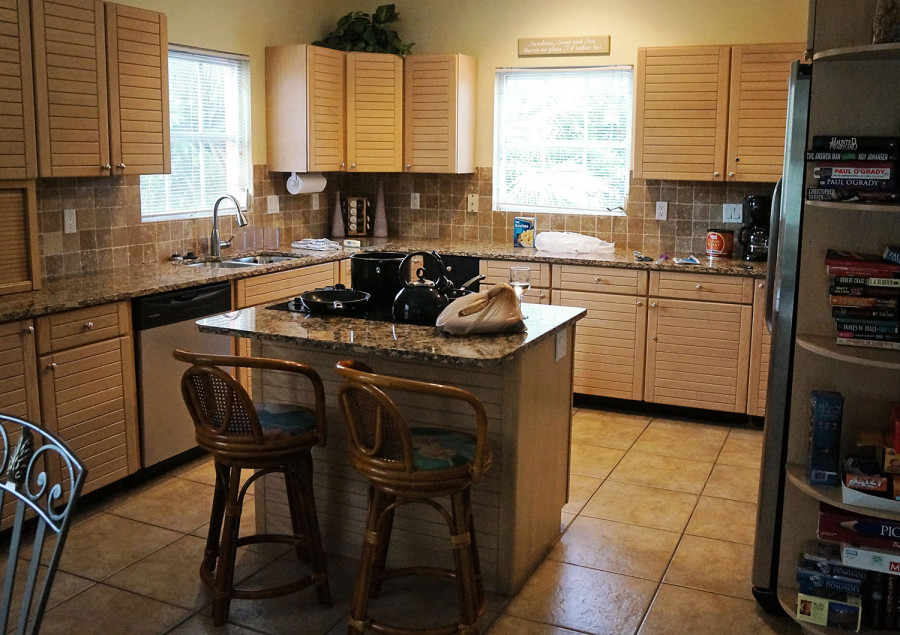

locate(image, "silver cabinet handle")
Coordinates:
351 163 356 168
84 321 94 330
713 171 720 177
406 164 411 170
593 276 602 283
695 284 702 290
728 171 735 177
651 336 658 341
340 163 345 169
117 163 126 170
650 302 657 308
23 325 34 335
636 301 643 306
538 293 546 299
102 163 111 171
48 362 57 372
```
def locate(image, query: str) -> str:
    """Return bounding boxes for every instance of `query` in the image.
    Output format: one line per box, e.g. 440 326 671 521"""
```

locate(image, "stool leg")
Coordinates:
450 489 481 633
203 461 230 574
370 493 396 598
212 465 243 626
464 487 486 611
348 487 389 635
291 453 332 608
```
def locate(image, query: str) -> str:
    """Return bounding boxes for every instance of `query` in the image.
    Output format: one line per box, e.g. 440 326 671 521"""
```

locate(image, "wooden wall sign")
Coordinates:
518 36 611 57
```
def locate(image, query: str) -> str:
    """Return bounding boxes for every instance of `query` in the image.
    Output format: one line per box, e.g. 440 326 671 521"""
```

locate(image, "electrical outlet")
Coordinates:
311 193 320 210
410 193 420 209
266 195 279 214
63 208 77 234
722 203 743 223
467 193 479 213
655 201 668 221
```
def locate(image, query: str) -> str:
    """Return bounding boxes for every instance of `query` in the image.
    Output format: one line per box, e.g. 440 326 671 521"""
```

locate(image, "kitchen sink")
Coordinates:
224 255 299 264
185 260 255 268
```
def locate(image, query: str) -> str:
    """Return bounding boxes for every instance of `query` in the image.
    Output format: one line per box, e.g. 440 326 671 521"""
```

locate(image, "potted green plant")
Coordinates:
314 4 414 55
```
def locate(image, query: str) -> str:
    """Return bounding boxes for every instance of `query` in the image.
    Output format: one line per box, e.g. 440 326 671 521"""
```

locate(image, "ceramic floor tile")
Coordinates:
560 511 576 532
632 419 729 462
548 516 681 581
175 457 219 486
570 410 650 450
581 480 698 532
717 428 765 469
488 614 585 634
608 451 714 494
54 512 181 581
167 613 265 634
685 496 757 545
569 443 625 479
562 474 602 515
638 584 799 635
664 534 755 600
39 583 191 635
109 475 216 533
703 464 760 503
505 559 657 634
104 534 278 609
1 563 94 629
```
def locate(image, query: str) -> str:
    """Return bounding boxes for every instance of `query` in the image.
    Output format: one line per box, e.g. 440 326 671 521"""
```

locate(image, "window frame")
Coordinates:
492 65 634 217
140 45 252 222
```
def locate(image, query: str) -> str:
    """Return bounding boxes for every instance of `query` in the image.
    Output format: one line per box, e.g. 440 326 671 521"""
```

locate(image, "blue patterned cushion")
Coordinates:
409 427 477 470
256 403 317 438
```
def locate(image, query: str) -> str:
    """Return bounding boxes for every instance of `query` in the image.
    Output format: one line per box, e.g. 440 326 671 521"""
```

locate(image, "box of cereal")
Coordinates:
513 217 536 248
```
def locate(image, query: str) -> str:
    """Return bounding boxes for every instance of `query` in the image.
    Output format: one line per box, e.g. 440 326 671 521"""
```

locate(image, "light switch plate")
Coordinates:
722 203 742 223
467 193 479 213
63 208 77 234
410 193 420 209
267 195 279 214
655 201 668 221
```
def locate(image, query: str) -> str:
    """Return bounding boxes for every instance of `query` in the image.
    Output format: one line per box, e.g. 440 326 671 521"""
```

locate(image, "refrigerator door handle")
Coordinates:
765 177 783 332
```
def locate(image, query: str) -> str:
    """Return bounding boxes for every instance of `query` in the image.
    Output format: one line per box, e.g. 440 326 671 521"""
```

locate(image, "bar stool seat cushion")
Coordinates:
410 427 477 470
256 403 317 439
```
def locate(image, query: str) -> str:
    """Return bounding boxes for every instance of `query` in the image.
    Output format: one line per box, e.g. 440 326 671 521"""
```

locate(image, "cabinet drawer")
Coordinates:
553 264 648 295
36 301 130 354
650 271 754 303
235 262 338 308
479 260 551 288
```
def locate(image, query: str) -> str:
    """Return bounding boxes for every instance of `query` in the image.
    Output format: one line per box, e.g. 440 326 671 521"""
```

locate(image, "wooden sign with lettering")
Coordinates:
518 36 611 57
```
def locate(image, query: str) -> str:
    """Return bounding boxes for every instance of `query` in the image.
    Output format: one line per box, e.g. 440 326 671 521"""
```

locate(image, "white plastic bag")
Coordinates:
436 284 526 335
534 231 615 254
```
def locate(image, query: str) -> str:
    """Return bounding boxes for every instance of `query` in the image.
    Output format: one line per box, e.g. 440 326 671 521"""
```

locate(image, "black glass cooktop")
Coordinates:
267 298 395 322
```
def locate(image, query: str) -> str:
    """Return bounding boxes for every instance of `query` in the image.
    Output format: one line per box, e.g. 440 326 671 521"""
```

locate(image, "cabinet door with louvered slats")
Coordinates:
346 51 402 172
726 43 804 183
106 3 169 175
32 0 109 177
0 0 36 179
633 45 730 181
307 45 345 172
0 181 40 295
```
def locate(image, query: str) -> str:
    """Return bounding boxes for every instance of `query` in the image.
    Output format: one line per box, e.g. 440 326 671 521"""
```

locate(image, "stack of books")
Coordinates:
826 248 900 350
807 135 899 203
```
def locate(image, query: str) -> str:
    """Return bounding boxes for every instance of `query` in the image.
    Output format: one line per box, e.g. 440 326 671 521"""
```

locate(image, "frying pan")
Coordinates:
297 285 370 315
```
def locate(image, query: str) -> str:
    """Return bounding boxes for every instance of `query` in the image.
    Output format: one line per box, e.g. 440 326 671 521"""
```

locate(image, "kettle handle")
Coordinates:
397 251 447 288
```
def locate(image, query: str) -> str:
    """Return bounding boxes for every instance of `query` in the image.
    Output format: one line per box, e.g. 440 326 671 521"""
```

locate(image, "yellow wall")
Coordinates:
120 0 809 166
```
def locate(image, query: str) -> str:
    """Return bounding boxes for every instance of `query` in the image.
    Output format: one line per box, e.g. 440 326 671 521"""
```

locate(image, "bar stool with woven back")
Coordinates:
335 359 493 635
174 349 332 625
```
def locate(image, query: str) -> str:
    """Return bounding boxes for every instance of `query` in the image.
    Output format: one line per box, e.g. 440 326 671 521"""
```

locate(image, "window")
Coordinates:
493 66 633 215
140 47 251 220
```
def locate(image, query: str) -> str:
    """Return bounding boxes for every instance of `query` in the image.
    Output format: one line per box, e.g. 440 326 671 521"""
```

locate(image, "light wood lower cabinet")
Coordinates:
645 297 752 413
36 301 139 495
0 318 40 422
747 280 771 417
233 261 338 308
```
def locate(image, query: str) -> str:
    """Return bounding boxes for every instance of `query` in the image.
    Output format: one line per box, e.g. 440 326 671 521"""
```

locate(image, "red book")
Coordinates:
826 249 900 277
818 503 900 551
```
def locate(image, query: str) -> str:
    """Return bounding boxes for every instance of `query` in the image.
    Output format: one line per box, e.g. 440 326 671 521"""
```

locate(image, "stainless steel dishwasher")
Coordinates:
132 281 233 468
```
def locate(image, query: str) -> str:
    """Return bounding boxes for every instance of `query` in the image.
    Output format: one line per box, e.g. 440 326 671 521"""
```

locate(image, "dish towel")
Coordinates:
291 238 341 251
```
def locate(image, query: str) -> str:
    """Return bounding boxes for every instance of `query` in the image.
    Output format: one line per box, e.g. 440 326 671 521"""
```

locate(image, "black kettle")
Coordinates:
392 252 450 324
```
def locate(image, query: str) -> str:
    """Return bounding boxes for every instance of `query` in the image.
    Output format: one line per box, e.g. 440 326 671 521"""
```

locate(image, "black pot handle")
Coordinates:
397 251 447 288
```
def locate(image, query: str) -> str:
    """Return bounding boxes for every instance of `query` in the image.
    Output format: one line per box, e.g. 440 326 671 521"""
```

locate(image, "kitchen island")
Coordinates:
196 302 585 594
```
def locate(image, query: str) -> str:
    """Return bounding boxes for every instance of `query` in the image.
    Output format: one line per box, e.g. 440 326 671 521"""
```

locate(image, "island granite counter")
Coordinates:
197 302 586 594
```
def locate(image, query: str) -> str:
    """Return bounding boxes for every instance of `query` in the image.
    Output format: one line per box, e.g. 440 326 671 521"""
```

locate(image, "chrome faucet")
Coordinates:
210 194 249 257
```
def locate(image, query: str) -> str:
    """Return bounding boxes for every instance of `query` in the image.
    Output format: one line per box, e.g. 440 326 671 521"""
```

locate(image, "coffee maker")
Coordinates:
738 195 772 261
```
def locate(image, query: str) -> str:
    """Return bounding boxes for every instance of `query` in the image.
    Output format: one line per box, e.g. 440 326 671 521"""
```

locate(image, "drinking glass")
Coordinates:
509 266 531 318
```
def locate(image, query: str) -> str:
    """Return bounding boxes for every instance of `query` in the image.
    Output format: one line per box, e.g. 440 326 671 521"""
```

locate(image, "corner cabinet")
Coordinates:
31 0 169 177
633 42 804 182
346 51 403 172
0 0 37 180
403 53 476 174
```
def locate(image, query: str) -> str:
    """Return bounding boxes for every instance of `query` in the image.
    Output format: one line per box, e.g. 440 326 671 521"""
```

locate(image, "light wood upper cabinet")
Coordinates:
726 43 804 182
403 53 475 174
0 180 40 295
634 42 803 183
346 51 402 172
31 0 169 177
105 3 169 175
266 44 346 173
633 45 731 181
0 0 37 179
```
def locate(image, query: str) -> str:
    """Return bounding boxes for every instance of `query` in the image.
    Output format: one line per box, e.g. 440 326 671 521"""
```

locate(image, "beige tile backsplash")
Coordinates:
36 165 774 277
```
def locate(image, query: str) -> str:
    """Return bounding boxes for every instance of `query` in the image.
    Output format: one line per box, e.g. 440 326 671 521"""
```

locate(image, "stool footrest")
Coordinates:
380 565 456 585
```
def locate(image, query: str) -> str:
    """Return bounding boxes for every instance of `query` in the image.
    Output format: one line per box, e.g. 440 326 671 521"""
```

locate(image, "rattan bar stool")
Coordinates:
175 349 332 626
335 359 492 635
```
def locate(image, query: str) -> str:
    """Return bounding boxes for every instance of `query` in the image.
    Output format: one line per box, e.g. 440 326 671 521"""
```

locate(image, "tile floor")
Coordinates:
25 407 802 634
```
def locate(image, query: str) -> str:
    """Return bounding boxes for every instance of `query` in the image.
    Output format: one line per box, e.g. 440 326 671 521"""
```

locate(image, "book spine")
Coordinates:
807 188 900 202
890 575 898 630
812 135 900 152
836 337 900 350
832 306 899 319
808 391 842 486
833 276 900 288
797 570 865 595
813 163 895 180
827 265 900 278
829 282 900 295
817 177 896 190
886 246 900 266
837 330 900 341
835 322 900 335
807 151 899 161
800 557 870 581
831 295 899 308
869 572 886 630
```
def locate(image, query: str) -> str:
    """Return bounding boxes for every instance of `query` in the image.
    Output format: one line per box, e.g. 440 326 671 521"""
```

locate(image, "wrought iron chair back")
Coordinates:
0 414 86 635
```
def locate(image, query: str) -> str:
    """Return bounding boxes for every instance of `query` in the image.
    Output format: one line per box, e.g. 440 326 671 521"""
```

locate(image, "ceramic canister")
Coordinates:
706 229 735 258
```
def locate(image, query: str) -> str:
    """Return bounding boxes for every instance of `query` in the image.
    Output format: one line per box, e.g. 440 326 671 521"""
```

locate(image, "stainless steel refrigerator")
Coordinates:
751 59 811 614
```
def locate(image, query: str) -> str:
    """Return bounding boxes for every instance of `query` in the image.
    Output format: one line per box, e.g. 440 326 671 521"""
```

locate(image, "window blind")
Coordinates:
140 47 251 219
494 66 633 215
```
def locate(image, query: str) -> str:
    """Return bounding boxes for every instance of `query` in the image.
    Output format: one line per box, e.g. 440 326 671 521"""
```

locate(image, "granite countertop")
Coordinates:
0 239 766 324
195 302 585 367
